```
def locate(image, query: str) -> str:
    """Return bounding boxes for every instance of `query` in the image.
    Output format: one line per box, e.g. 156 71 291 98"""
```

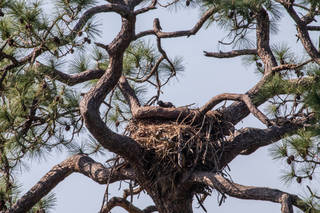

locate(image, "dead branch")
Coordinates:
123 186 143 199
200 93 270 126
79 17 144 165
101 197 156 213
271 59 314 72
134 0 157 15
118 75 141 113
127 56 165 83
306 26 320 31
192 172 317 213
36 62 105 86
134 6 217 39
280 194 293 213
221 73 315 126
221 115 313 166
7 154 133 213
203 49 257 58
156 37 175 75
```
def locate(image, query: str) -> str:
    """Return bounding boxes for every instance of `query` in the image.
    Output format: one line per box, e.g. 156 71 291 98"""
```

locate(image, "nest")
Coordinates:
127 112 232 180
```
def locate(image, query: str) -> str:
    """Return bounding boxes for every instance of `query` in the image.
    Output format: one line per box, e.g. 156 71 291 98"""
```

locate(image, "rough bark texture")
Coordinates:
6 1 320 213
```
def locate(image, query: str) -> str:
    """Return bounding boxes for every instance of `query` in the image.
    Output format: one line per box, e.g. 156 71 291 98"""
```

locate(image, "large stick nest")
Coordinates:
127 111 233 179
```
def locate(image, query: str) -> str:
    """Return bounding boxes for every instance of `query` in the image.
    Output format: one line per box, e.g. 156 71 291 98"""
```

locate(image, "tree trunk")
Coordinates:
144 182 194 213
152 194 193 213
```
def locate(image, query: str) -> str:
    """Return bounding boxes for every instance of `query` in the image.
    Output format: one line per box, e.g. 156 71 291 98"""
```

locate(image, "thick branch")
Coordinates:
306 26 320 31
280 1 320 64
255 8 277 73
36 62 105 86
218 8 280 126
220 115 312 166
203 49 257 58
8 154 132 213
192 172 318 213
79 18 144 165
118 75 141 113
200 93 270 126
134 0 157 15
133 105 194 120
221 73 314 126
280 194 293 213
101 197 157 213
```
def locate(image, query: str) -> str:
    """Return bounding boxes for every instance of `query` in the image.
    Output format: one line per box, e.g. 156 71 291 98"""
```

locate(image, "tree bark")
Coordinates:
150 193 193 213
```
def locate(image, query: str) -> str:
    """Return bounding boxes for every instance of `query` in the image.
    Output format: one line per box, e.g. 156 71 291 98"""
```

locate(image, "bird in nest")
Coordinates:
157 100 175 108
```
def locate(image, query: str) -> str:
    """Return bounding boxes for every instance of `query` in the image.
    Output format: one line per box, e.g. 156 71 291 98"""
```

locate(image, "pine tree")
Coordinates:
0 0 320 212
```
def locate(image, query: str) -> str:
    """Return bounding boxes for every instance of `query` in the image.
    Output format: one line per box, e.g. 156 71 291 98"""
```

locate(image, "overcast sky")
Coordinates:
18 2 319 213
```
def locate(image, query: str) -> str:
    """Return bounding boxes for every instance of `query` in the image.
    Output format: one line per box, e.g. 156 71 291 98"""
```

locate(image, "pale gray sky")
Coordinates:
19 2 319 213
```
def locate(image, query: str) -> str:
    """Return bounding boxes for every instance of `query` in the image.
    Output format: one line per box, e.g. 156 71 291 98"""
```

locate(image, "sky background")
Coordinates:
18 1 319 212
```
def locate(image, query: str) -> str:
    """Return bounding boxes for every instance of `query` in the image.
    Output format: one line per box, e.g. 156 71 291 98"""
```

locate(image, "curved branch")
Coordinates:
255 8 277 74
307 26 320 31
133 105 194 120
118 75 141 113
218 7 280 126
200 93 270 126
192 172 318 213
134 6 217 39
134 0 157 15
156 37 175 75
203 49 257 58
7 154 133 213
127 56 165 83
101 197 157 213
221 73 315 126
79 18 144 165
220 115 313 167
36 62 105 86
271 59 314 72
279 1 320 65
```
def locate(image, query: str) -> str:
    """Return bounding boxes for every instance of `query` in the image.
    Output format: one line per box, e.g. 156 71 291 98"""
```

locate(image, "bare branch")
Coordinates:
79 17 144 165
221 115 313 166
135 6 217 39
133 105 194 120
143 206 158 213
134 0 157 15
203 49 257 58
306 26 320 31
192 172 317 213
118 75 141 113
280 194 294 213
127 56 165 83
156 37 175 75
200 93 270 126
123 187 143 199
7 154 133 213
221 73 315 126
36 62 105 86
101 197 147 213
271 59 314 72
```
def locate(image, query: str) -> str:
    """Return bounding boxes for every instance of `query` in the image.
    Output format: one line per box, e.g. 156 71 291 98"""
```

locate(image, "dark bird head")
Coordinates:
157 100 175 108
157 100 164 106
